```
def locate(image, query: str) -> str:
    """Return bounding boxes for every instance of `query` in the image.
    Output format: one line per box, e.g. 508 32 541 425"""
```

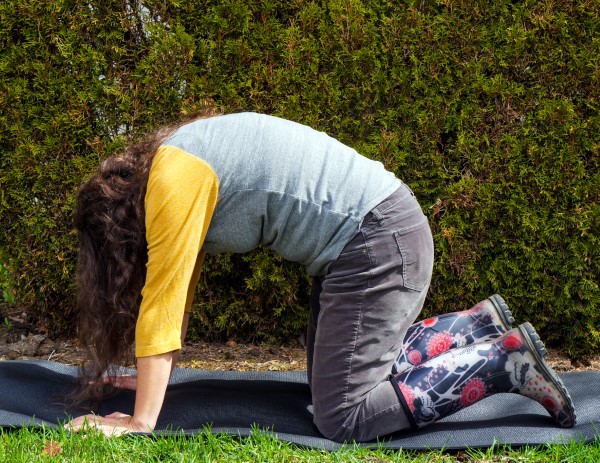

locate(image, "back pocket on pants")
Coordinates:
393 217 434 292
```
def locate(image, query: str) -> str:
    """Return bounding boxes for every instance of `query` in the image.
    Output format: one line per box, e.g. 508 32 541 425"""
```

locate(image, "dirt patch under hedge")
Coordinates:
1 309 598 373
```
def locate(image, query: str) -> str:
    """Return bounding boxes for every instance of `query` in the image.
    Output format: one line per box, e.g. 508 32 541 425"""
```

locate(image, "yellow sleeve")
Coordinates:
135 146 218 358
184 251 205 313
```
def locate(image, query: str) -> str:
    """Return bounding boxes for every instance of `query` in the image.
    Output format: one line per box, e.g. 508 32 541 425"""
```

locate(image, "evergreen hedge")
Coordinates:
1 0 598 357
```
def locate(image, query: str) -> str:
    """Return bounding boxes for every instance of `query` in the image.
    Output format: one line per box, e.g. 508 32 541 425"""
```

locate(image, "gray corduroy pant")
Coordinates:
307 183 434 442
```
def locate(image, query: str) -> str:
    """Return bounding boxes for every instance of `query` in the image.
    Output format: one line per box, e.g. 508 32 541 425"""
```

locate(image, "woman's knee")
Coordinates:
313 407 354 442
312 379 413 442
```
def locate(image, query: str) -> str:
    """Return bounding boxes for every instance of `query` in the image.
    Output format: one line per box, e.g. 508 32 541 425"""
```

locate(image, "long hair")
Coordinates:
73 125 175 402
70 110 220 403
72 111 219 403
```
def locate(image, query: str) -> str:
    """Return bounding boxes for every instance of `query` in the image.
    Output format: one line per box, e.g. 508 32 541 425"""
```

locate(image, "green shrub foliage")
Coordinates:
1 0 598 356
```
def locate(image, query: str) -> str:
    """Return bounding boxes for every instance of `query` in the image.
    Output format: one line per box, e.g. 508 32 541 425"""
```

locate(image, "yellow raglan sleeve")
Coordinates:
184 250 205 314
135 145 219 358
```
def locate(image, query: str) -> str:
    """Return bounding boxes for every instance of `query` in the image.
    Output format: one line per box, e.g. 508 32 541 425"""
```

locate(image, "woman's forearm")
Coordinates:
132 352 174 431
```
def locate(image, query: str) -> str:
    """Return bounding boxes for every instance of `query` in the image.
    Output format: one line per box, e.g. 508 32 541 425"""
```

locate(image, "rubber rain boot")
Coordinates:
391 322 576 429
394 294 515 374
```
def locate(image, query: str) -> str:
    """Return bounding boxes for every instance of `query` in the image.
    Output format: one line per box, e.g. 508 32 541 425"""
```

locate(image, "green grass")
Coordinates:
1 426 599 463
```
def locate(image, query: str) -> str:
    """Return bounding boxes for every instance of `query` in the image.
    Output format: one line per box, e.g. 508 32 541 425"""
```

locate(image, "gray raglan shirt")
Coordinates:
163 112 401 276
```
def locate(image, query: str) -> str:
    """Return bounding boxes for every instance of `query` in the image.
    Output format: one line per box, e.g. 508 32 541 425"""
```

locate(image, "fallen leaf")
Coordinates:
42 440 62 457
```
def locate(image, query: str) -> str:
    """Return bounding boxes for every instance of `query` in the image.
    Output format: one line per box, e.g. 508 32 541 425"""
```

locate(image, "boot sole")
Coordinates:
519 322 577 428
488 294 515 330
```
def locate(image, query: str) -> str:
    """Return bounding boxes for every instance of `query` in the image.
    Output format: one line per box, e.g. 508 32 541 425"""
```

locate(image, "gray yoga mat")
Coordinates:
0 360 598 450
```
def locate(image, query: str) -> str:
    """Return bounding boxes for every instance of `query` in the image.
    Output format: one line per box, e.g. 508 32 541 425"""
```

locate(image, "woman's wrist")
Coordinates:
128 414 155 432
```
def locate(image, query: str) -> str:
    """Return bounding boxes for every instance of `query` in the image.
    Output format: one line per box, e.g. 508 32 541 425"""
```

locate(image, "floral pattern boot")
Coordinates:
394 294 515 374
391 322 576 429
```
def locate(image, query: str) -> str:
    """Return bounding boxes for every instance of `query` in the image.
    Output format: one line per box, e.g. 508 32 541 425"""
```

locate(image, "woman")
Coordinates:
70 112 575 441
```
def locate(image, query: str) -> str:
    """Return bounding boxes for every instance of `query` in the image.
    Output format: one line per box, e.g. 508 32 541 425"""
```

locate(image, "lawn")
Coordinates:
1 425 599 463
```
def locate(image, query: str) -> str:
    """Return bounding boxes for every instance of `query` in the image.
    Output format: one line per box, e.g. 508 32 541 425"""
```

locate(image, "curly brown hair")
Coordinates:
73 124 176 401
73 109 220 402
68 109 226 404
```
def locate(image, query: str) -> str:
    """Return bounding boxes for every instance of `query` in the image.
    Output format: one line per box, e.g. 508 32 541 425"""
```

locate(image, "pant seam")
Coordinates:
341 229 372 417
375 189 413 215
356 402 403 427
363 195 420 232
341 266 368 418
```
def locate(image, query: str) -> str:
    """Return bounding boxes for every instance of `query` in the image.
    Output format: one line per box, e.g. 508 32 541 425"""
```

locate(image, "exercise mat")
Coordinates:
0 360 598 450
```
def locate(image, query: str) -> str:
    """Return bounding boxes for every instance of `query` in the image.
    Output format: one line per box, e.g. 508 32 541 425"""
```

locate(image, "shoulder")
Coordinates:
150 145 218 187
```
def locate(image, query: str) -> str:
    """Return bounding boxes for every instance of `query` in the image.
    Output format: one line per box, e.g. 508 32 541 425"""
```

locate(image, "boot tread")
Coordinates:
488 294 515 329
519 322 577 428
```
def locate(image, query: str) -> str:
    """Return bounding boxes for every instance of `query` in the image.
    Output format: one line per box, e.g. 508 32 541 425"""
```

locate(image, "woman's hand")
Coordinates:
95 374 138 390
66 412 147 436
69 352 174 437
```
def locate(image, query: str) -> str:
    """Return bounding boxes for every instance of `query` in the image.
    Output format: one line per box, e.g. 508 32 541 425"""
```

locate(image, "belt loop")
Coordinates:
372 209 384 224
